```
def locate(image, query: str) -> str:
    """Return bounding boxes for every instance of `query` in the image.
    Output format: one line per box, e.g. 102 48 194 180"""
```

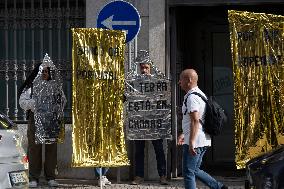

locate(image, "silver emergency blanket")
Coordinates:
125 50 172 140
33 53 66 144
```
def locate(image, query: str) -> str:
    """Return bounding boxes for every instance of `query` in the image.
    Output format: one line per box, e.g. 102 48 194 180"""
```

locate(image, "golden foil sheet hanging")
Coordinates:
228 10 284 169
71 28 130 167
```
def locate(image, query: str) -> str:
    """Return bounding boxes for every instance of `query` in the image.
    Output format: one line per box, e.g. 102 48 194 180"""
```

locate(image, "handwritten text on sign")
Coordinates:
125 77 171 140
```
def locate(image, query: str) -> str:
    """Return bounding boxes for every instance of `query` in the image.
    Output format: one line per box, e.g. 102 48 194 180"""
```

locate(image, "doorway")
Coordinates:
169 3 284 176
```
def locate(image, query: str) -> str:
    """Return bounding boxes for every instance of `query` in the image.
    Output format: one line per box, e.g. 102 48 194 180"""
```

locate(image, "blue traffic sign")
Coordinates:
97 1 141 43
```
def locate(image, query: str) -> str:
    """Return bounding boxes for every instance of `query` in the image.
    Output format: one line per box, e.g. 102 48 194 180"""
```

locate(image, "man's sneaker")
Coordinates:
131 176 144 185
102 176 111 185
28 180 38 188
47 180 59 187
160 176 169 185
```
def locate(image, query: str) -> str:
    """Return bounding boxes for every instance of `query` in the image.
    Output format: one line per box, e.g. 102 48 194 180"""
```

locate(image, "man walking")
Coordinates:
178 69 228 189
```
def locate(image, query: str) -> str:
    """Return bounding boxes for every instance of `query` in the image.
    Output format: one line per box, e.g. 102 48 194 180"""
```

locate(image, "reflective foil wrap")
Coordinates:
33 53 66 144
228 10 284 169
125 50 172 140
72 28 129 167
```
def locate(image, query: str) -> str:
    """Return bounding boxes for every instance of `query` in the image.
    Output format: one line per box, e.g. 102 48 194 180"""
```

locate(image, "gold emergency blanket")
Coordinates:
71 28 129 167
228 10 284 169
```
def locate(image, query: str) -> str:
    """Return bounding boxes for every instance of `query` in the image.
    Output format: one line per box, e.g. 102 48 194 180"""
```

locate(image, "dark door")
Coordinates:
170 4 284 176
172 6 235 167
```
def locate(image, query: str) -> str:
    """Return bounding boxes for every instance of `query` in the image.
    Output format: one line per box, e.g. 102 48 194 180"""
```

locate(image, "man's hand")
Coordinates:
177 134 184 145
189 144 197 156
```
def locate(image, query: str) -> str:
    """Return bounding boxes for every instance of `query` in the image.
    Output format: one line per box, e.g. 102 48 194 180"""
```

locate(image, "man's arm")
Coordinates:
189 111 200 156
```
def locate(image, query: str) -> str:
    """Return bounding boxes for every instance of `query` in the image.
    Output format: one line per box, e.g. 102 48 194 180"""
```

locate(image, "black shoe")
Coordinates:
221 185 228 189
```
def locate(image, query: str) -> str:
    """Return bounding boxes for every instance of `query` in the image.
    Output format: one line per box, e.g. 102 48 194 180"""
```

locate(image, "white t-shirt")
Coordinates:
182 86 211 148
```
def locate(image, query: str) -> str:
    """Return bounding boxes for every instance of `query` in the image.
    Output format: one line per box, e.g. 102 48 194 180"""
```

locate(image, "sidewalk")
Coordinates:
35 176 246 189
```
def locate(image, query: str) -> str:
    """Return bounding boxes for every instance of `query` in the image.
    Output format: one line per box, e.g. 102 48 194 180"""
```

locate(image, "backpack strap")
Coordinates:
183 91 207 125
183 93 191 115
190 92 207 104
183 92 207 114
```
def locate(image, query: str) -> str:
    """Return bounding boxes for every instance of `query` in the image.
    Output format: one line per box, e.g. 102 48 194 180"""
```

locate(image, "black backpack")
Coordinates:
184 92 227 136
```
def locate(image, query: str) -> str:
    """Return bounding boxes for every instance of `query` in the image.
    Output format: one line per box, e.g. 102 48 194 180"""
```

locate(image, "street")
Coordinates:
33 176 246 189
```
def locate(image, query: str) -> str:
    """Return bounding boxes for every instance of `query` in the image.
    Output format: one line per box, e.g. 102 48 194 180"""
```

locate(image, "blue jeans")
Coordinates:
183 145 223 189
94 167 109 177
134 139 166 177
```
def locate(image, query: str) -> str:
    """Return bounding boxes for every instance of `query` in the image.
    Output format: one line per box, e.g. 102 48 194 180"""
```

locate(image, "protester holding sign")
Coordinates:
19 54 66 188
131 50 168 185
177 69 227 189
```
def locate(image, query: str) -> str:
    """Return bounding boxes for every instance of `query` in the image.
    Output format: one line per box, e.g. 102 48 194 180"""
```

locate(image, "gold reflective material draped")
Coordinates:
71 28 129 167
228 10 284 169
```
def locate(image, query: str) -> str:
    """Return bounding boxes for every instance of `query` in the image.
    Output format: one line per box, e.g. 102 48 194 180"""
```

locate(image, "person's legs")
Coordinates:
27 114 42 183
95 168 111 186
152 139 166 176
183 144 200 189
44 143 57 181
194 147 223 189
134 140 145 177
94 168 100 177
131 140 145 185
101 167 109 176
94 167 109 177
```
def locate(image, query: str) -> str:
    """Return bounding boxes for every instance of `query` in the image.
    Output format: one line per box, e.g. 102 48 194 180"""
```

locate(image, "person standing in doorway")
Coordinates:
177 69 228 189
131 50 168 185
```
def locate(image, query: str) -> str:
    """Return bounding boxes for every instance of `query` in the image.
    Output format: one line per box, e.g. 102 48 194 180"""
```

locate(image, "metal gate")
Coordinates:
0 0 85 122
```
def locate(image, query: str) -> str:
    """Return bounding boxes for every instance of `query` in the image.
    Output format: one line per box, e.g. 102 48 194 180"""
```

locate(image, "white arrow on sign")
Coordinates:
101 15 137 30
